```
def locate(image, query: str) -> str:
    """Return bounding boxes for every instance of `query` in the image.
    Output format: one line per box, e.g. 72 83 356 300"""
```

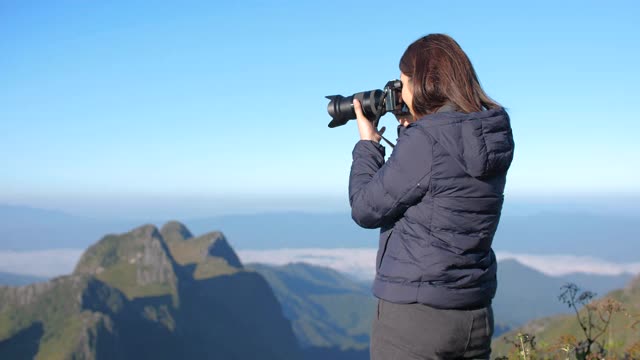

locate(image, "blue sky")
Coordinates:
1 1 639 217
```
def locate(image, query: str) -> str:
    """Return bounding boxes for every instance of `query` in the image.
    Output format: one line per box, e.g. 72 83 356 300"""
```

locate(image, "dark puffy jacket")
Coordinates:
349 107 514 310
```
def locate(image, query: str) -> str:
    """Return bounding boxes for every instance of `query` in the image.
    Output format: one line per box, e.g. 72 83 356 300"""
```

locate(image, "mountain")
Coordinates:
0 204 140 250
491 274 640 359
184 212 640 261
2 204 639 263
494 259 572 335
0 222 301 359
245 259 631 354
0 205 377 252
562 272 635 296
246 262 375 356
0 272 46 286
185 213 376 249
492 212 639 261
493 259 633 335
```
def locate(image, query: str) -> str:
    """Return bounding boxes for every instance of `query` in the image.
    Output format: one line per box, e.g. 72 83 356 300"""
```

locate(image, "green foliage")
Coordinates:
493 279 640 360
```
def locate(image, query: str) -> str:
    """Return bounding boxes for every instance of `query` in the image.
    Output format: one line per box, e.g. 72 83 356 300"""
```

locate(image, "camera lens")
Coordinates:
326 89 385 128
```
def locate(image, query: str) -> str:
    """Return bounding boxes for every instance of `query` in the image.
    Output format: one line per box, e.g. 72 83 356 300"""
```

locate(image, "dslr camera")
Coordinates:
326 79 410 128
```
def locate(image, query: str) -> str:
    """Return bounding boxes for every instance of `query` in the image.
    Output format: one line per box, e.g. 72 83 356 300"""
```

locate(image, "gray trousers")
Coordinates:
370 298 494 360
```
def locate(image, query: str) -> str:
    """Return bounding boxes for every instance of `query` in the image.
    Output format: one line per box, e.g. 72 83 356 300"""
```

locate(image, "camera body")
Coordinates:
326 79 410 128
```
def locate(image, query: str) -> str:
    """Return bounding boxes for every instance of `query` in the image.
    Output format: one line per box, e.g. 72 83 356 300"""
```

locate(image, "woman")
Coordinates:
349 34 514 359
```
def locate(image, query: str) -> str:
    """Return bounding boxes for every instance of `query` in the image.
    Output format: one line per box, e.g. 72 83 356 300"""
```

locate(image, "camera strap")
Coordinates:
374 97 395 148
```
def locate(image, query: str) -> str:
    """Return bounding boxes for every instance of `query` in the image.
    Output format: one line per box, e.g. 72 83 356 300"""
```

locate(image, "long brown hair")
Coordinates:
399 34 500 117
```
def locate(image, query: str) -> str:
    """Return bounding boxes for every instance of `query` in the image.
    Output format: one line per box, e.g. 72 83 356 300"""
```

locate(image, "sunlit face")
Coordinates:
398 72 416 127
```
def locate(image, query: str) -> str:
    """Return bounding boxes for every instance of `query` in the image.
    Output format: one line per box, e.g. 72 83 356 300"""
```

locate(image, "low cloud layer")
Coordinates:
0 249 84 277
239 248 378 280
1 248 639 280
496 251 640 276
238 249 640 280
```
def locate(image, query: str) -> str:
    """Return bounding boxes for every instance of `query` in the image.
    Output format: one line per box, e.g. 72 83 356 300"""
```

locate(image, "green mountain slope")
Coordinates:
75 224 178 301
0 222 301 360
494 259 572 334
247 262 376 352
247 258 634 356
0 275 119 359
494 259 632 336
492 275 640 359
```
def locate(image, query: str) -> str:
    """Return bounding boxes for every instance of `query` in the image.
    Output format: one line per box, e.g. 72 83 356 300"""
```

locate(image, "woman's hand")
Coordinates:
395 113 415 128
353 99 386 143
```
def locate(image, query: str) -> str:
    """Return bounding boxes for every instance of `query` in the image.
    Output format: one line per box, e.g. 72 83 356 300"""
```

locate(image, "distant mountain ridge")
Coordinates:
245 259 632 350
0 272 46 286
1 218 635 358
2 204 638 262
0 204 141 251
247 262 375 352
0 222 301 359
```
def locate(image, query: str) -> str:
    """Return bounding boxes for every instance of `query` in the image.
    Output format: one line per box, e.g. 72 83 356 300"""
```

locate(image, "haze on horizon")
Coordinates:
2 194 640 221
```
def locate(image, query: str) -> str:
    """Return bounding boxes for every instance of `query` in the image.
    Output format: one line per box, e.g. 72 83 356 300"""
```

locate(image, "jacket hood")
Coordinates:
413 107 514 178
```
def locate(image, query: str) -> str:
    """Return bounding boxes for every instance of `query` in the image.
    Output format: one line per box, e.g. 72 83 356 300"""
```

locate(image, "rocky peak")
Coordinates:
160 221 193 243
206 232 243 269
71 222 248 298
0 222 302 360
0 275 88 311
73 224 177 300
131 224 162 240
165 229 243 268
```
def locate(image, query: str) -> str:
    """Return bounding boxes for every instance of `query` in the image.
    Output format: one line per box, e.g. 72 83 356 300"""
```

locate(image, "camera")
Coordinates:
326 79 410 128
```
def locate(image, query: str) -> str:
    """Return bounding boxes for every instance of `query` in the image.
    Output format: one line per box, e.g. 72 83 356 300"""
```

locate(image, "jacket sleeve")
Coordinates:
349 125 433 229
